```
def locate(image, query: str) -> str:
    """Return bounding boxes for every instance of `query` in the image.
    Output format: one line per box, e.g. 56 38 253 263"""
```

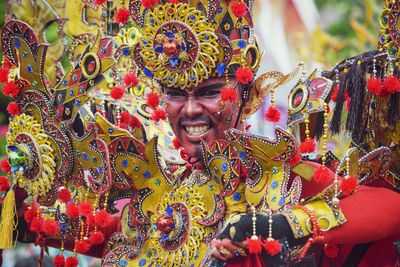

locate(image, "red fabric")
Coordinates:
227 254 265 267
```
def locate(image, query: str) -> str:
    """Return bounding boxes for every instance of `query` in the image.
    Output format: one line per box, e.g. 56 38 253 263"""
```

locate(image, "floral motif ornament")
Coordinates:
134 3 220 89
6 114 56 196
132 185 210 266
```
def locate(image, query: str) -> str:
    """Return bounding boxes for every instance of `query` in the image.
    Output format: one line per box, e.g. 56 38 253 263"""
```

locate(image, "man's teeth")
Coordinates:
185 125 209 136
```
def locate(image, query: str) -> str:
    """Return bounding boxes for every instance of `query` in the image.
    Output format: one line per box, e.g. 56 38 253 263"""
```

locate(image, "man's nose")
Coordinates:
182 96 202 117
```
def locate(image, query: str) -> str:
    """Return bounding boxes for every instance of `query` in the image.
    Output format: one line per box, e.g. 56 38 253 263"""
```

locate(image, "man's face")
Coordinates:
164 77 243 161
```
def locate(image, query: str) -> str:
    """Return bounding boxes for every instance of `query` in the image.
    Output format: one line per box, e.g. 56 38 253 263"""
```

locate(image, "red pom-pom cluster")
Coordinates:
89 231 105 245
58 187 71 203
42 219 61 237
93 0 106 5
0 67 9 83
340 176 358 196
66 202 80 218
312 166 331 184
146 92 160 108
142 0 158 8
95 209 112 228
0 176 10 191
382 75 400 96
330 85 349 102
65 256 79 267
172 138 181 150
129 116 142 129
299 139 316 154
120 110 131 124
263 238 282 256
54 254 65 267
0 158 11 173
110 85 126 100
231 1 248 18
7 101 20 116
151 109 166 122
24 205 38 224
236 66 253 84
367 77 382 95
288 153 302 168
264 106 281 122
167 0 180 3
246 236 263 254
75 239 91 253
2 81 20 98
324 244 339 258
120 110 142 130
78 201 93 216
115 7 130 25
220 87 237 102
124 72 139 87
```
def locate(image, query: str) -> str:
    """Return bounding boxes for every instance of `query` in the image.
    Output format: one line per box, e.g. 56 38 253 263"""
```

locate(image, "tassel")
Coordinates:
0 187 17 249
263 238 282 256
246 236 263 254
312 166 331 183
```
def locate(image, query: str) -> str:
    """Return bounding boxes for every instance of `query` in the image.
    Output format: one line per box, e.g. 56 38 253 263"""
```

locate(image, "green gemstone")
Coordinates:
22 52 28 58
225 118 232 125
155 179 161 186
32 81 38 87
272 167 279 174
134 166 140 171
208 184 214 191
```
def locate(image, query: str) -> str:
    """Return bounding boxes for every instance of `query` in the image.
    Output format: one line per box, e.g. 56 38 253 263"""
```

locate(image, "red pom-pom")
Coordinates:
236 66 253 84
0 67 9 83
110 85 126 100
78 201 93 216
89 231 105 245
142 0 158 8
24 206 38 224
42 220 60 237
330 85 339 102
95 209 112 228
93 0 106 5
264 106 281 122
120 110 131 124
115 7 130 25
324 244 339 258
172 138 181 150
167 0 180 3
54 254 65 267
0 176 10 191
299 139 316 154
6 101 20 116
58 188 71 203
2 81 20 98
367 77 382 95
30 217 43 233
220 87 237 102
246 236 263 254
0 158 11 173
340 176 358 196
66 202 80 219
65 256 78 267
288 153 302 167
231 1 248 18
124 72 139 87
151 109 166 122
3 58 13 69
146 92 160 108
86 213 96 226
382 75 400 96
312 166 332 183
129 116 142 129
75 239 91 254
263 238 282 256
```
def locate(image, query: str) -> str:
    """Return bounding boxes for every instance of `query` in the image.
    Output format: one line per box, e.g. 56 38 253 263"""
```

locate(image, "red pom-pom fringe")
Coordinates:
0 67 9 83
29 217 43 233
65 256 78 267
66 203 80 219
89 231 105 245
24 205 38 224
2 81 20 98
0 176 10 191
246 236 263 254
115 7 130 25
220 87 237 102
264 106 281 122
263 238 282 256
299 139 316 154
340 176 358 196
312 166 331 184
95 209 112 228
0 158 11 173
288 153 302 167
231 1 248 18
324 244 339 258
129 116 142 129
151 109 166 122
93 0 106 5
382 75 400 96
142 0 158 9
7 101 20 116
236 66 254 84
42 220 60 237
120 110 131 124
172 138 181 150
58 188 71 203
124 72 139 87
146 92 160 108
110 85 126 100
75 239 91 254
78 201 93 216
167 0 180 3
54 254 65 267
367 77 382 95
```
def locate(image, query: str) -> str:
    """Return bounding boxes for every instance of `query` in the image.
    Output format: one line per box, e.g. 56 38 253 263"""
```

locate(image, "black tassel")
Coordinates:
330 70 350 134
389 66 400 126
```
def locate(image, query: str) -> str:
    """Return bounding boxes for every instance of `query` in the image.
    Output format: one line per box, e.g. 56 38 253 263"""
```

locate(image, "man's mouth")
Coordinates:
184 124 211 136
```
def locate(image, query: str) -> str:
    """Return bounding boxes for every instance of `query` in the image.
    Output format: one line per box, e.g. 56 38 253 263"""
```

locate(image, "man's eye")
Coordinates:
166 91 186 97
199 90 220 97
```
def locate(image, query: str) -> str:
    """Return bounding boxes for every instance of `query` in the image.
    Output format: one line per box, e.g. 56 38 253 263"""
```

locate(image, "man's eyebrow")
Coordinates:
195 83 225 92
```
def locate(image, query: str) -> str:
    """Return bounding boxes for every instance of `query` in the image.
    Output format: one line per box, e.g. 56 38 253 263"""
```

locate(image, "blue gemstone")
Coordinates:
75 99 81 106
168 77 173 81
166 205 173 216
271 181 278 189
186 193 190 198
143 67 153 78
143 171 151 179
61 223 66 231
62 80 68 86
122 159 129 167
122 48 131 56
239 151 246 160
221 163 228 171
150 18 155 24
233 192 241 201
98 166 103 174
27 65 33 73
82 152 88 160
217 63 226 75
119 260 128 266
138 259 146 266
169 192 174 197
69 89 74 96
190 15 196 20
169 56 179 67
218 7 223 13
278 197 285 206
166 32 175 40
204 35 210 40
108 128 114 134
307 102 313 109
190 75 195 81
154 45 163 53
161 233 169 241
143 40 148 45
138 235 143 242
380 36 386 42
238 40 246 49
14 39 20 48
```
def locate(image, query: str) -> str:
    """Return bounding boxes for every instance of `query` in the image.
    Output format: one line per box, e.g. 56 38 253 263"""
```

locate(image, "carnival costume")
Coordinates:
0 0 399 267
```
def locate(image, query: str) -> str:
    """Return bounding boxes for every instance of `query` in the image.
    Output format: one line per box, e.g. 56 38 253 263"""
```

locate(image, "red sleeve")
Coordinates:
323 186 400 244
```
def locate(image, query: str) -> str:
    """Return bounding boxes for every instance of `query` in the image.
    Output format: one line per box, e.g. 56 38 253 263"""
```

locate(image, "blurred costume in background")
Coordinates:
0 0 399 266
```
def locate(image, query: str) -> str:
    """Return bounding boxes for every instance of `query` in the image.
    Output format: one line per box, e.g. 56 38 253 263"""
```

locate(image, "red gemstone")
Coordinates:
163 39 180 57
